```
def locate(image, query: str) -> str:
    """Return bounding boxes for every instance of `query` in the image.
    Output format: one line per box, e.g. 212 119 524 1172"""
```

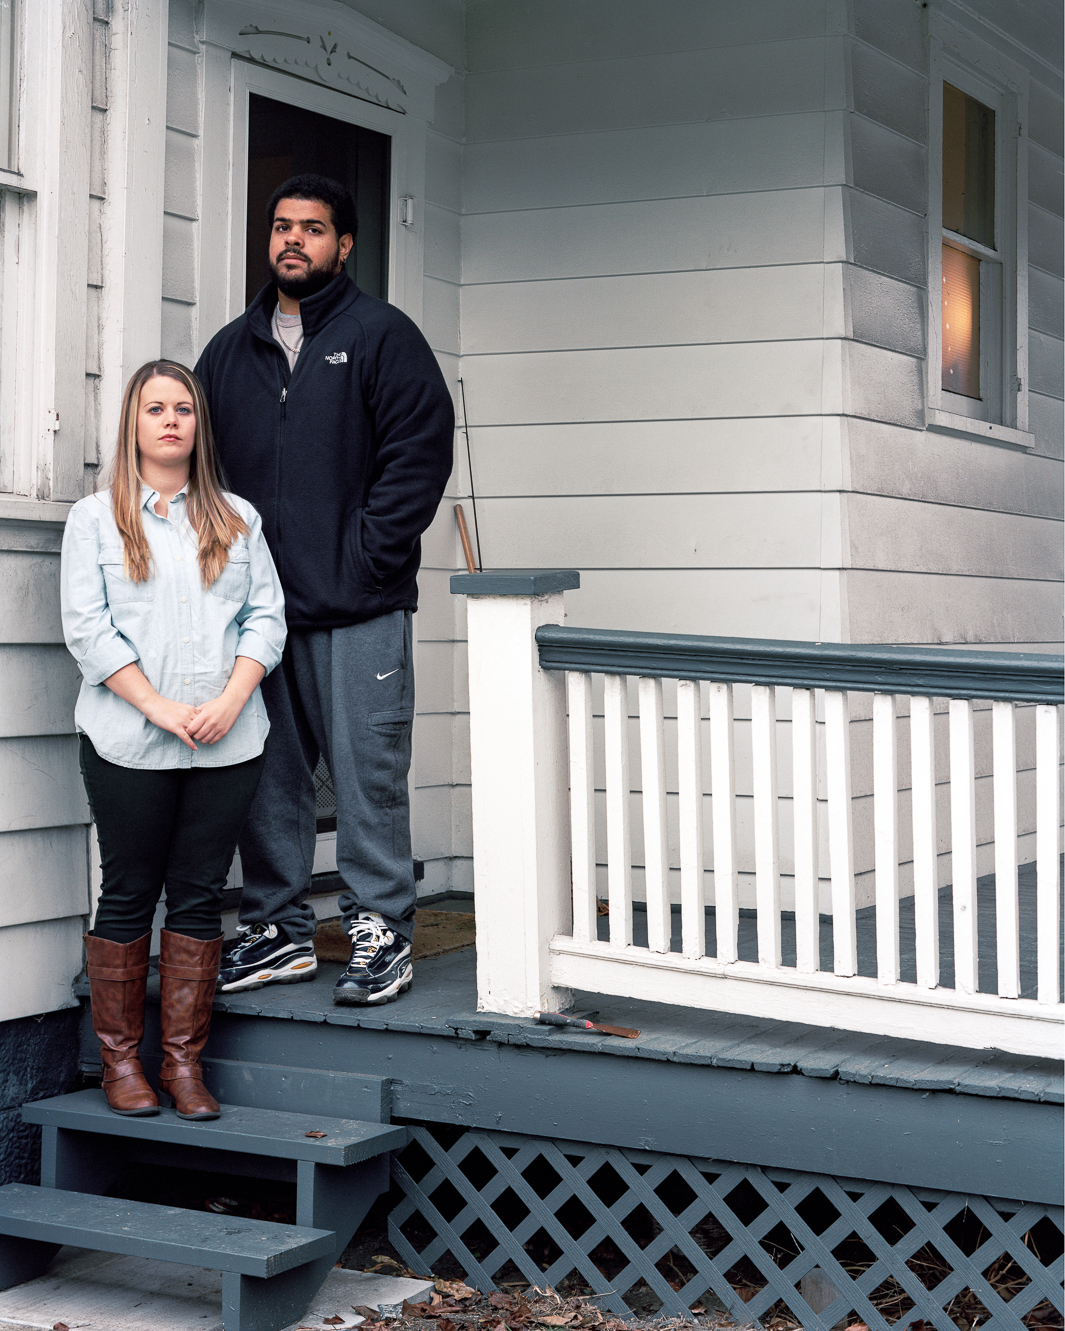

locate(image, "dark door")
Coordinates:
245 92 391 308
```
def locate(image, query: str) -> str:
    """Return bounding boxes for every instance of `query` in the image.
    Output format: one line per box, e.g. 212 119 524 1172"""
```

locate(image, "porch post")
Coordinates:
451 570 580 1015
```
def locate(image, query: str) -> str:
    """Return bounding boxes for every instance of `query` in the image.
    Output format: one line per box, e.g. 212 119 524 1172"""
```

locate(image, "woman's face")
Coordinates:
136 375 196 473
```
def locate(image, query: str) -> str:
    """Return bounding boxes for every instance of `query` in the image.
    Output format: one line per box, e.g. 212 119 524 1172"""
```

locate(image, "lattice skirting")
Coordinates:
388 1124 1064 1331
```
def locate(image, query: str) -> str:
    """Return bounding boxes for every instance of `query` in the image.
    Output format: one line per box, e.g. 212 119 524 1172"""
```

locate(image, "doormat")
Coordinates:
314 911 476 964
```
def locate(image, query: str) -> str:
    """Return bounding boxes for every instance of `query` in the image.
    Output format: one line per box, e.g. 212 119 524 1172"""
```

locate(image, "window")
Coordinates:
927 23 1030 448
0 0 16 170
941 83 994 402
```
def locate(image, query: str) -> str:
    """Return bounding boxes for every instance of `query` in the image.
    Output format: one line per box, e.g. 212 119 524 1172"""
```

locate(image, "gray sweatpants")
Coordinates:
236 610 415 943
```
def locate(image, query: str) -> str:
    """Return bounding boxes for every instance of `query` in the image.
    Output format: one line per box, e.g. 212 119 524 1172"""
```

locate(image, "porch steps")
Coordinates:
0 1183 334 1306
0 1088 409 1331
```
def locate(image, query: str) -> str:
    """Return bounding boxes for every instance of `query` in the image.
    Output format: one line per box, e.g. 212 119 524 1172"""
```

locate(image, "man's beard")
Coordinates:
270 245 343 299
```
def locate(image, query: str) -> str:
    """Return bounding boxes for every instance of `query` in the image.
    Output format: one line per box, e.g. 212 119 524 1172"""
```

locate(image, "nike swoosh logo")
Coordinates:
376 669 399 680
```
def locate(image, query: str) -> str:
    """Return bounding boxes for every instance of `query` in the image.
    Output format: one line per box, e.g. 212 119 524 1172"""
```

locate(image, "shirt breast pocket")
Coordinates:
98 545 154 604
208 543 251 603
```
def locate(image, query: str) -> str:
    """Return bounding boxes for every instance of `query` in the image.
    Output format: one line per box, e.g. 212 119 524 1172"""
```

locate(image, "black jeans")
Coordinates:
80 736 266 943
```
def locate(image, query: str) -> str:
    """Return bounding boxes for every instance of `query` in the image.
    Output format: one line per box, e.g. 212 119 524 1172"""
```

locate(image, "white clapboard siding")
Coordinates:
0 553 64 644
463 112 834 213
0 918 84 1022
475 493 824 569
462 341 835 426
0 645 81 738
0 736 89 832
845 494 1064 583
465 38 833 141
466 418 826 497
461 265 834 353
461 189 834 283
0 828 90 929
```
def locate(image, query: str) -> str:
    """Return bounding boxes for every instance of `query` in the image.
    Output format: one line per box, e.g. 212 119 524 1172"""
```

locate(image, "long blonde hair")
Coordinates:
110 360 248 587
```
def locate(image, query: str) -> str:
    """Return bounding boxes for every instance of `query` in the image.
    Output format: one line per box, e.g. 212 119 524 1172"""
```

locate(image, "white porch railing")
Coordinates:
453 572 1064 1059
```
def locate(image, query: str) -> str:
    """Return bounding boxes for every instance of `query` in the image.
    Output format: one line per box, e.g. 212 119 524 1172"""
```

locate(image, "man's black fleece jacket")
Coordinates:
194 273 454 630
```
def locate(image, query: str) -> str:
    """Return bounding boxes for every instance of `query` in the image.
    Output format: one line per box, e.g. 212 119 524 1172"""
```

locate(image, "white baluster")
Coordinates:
873 693 900 985
568 671 597 945
825 689 856 976
948 697 978 996
910 694 940 989
751 685 781 968
993 700 1020 999
676 679 706 959
639 676 670 953
791 687 819 973
603 674 633 948
1035 703 1061 1005
707 681 738 964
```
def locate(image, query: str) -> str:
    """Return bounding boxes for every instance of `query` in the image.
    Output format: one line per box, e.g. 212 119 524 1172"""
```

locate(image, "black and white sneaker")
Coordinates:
216 923 318 993
332 912 412 1005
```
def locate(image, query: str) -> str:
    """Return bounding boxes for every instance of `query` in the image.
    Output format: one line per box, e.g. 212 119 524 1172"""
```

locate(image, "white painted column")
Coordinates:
458 574 577 1016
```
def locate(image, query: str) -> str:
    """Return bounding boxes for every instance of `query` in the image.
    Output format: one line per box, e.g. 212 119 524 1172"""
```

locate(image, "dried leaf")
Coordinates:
352 1308 380 1320
539 1316 573 1325
324 1318 345 1326
490 1292 514 1308
305 1130 328 1138
403 1302 429 1316
438 1320 459 1331
437 1279 478 1301
52 1324 69 1331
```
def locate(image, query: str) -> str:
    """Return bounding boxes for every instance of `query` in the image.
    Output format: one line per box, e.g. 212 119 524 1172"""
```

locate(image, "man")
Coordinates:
194 173 453 1005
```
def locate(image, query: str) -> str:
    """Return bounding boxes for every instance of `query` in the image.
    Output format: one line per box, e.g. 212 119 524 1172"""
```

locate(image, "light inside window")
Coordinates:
942 82 995 247
942 243 980 398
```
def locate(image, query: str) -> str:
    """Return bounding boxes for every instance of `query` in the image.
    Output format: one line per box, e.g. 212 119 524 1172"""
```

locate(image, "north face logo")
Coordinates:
324 352 348 365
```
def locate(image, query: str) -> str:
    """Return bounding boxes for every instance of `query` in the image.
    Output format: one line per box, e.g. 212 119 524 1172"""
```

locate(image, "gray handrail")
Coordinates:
535 625 1064 704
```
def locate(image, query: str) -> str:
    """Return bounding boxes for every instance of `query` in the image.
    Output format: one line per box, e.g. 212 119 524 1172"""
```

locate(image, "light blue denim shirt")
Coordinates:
61 486 287 770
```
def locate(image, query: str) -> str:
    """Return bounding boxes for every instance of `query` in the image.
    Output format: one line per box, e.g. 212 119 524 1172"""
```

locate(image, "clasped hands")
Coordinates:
145 694 244 751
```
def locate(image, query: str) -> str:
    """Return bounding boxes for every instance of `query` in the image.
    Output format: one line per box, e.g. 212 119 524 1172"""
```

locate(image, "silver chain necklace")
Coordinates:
273 310 304 358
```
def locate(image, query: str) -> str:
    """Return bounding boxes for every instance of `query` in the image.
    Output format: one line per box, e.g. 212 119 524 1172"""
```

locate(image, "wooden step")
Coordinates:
0 1182 338 1331
0 1183 333 1278
23 1089 407 1166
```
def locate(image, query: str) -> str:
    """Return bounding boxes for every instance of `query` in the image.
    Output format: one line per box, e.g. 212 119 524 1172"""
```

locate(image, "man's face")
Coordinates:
268 198 353 300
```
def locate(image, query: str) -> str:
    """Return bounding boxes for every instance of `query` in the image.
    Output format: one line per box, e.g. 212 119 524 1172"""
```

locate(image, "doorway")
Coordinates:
244 91 392 834
245 92 391 308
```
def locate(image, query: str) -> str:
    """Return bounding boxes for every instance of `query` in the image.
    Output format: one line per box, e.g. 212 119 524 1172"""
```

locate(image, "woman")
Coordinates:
61 360 286 1120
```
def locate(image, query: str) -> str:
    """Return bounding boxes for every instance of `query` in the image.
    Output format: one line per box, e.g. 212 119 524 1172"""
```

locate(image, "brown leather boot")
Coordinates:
85 933 159 1116
158 930 223 1120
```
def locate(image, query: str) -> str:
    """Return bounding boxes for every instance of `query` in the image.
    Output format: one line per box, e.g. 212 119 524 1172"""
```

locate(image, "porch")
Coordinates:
66 934 1063 1329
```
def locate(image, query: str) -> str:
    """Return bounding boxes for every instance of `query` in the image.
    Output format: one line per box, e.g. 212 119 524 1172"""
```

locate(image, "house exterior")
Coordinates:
0 0 1060 1318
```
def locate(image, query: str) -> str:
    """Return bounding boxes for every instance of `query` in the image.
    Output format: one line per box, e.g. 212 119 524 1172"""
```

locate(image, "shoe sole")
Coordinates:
217 957 318 993
332 970 413 1007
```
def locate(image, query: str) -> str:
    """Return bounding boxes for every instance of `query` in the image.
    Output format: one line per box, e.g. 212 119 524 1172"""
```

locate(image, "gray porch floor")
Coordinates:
201 935 1063 1107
